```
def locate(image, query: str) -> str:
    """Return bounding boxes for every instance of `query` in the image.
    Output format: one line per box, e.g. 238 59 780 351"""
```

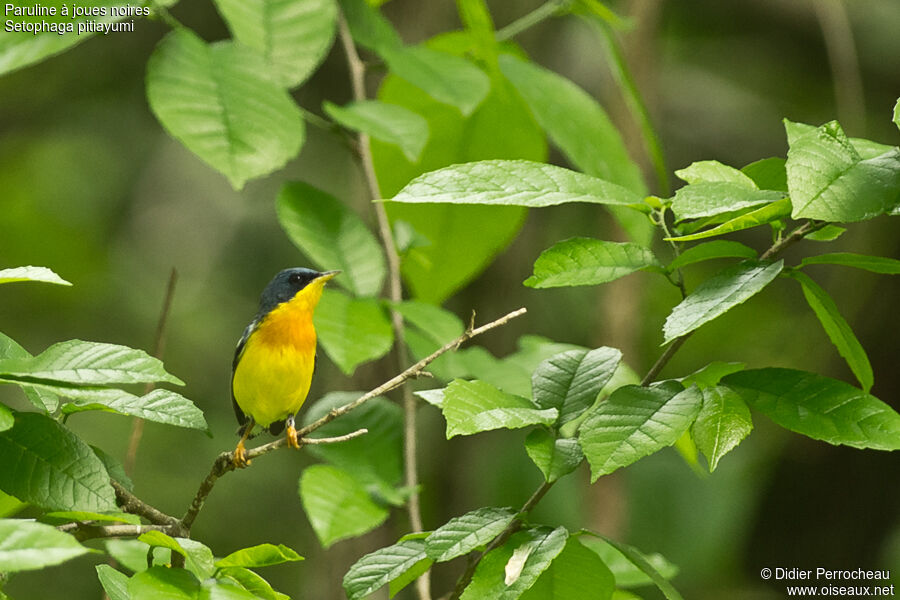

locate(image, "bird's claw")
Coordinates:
286 424 301 449
233 440 251 468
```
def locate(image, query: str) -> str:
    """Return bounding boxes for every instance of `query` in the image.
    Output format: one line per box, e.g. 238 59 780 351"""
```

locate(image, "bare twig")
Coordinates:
125 268 178 476
69 524 170 542
760 220 824 261
112 480 181 529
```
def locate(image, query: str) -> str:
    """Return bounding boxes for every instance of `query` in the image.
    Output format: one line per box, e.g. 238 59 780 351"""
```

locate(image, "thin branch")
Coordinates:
760 220 824 261
125 268 178 477
338 15 429 598
69 524 170 542
178 308 526 534
112 480 181 529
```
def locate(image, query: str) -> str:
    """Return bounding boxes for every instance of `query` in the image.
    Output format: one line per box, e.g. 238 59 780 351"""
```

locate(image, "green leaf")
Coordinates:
276 182 386 297
691 386 753 472
583 534 684 600
675 160 756 187
391 159 643 207
313 289 394 375
41 510 140 526
343 539 429 600
0 332 58 412
524 429 584 482
662 260 784 343
580 535 679 589
498 53 645 194
299 465 389 548
0 519 90 572
380 45 490 116
671 182 784 221
460 527 568 600
128 566 200 600
394 301 464 348
579 383 702 481
0 412 116 511
215 544 303 569
0 266 71 286
337 0 402 52
531 347 623 424
665 198 792 242
520 537 615 600
324 100 428 162
200 579 260 600
424 507 516 562
212 0 337 88
387 553 432 598
106 539 163 573
525 238 660 289
786 120 900 222
0 404 12 432
894 97 900 131
146 30 305 190
302 393 401 498
61 389 207 431
139 531 188 557
0 339 183 386
667 241 757 272
723 368 900 450
441 379 558 438
805 225 846 242
786 271 873 391
800 252 900 274
741 157 787 192
96 565 131 600
217 567 289 600
92 445 133 492
680 362 746 390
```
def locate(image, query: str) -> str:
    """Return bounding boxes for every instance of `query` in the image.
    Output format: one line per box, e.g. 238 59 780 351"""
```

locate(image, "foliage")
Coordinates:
1 0 898 598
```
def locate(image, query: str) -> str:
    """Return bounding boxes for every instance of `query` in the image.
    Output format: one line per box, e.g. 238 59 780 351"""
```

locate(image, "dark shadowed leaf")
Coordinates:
531 347 622 424
520 537 615 600
524 429 584 482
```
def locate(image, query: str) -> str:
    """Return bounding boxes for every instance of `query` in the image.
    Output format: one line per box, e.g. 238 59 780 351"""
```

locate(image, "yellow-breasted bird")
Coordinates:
231 267 339 468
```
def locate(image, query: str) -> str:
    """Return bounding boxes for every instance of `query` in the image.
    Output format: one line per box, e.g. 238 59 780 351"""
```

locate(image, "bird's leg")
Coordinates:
233 420 255 468
286 414 301 449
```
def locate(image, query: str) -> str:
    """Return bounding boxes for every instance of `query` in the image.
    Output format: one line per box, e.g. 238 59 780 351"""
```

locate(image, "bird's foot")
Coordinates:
286 422 301 449
233 440 252 468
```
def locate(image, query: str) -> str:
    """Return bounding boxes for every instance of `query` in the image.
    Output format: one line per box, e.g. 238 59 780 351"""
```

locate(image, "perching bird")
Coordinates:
231 268 339 468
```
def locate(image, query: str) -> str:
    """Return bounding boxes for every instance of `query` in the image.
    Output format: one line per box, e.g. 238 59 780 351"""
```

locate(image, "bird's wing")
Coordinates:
231 319 258 428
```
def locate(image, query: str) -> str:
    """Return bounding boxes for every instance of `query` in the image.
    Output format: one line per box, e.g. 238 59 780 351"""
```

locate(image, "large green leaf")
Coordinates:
800 252 900 274
460 527 568 600
212 0 336 88
524 238 660 289
0 412 116 511
0 334 59 413
691 386 753 472
216 568 289 600
579 383 702 481
530 347 622 425
524 429 584 483
380 45 490 116
302 393 402 500
671 182 784 221
324 100 428 162
391 159 642 207
146 30 305 190
675 160 756 187
0 339 183 386
128 566 200 600
276 182 386 297
343 539 430 600
215 544 303 568
440 379 558 438
96 565 130 600
722 368 900 450
0 0 176 76
313 289 393 375
785 120 900 222
0 266 71 286
498 54 644 194
424 507 516 562
665 198 792 243
520 537 615 600
662 260 784 343
61 389 207 431
0 519 90 572
298 465 389 548
337 0 401 52
786 271 873 391
667 240 757 272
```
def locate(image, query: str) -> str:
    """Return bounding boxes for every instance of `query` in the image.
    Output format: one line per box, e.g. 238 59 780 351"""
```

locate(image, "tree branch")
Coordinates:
68 524 171 543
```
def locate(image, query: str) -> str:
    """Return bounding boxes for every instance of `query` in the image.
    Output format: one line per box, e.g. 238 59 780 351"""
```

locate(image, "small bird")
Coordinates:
231 268 339 468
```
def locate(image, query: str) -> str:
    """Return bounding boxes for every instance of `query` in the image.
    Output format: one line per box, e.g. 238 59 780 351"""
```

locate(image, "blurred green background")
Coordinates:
1 0 899 598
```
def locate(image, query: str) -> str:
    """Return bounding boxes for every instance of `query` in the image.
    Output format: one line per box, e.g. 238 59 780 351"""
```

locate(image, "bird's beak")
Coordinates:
317 270 341 283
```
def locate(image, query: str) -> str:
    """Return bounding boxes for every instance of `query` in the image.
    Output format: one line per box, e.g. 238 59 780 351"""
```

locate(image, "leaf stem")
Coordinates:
495 0 572 42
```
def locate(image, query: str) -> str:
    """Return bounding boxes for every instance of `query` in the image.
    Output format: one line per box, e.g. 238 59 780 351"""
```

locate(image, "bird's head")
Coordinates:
258 268 340 314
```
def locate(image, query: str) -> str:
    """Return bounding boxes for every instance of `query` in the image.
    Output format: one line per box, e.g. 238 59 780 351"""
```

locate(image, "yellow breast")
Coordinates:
232 283 326 427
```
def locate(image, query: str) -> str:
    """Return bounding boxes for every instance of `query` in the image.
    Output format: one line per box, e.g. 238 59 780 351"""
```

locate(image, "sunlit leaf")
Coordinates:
128 566 200 600
723 368 900 450
662 260 783 343
324 100 428 162
217 567 290 600
525 238 660 289
441 379 558 438
675 160 755 187
0 266 71 286
96 565 130 600
0 519 90 572
665 199 792 242
671 182 783 221
61 389 207 431
216 544 303 568
146 30 305 190
0 332 58 413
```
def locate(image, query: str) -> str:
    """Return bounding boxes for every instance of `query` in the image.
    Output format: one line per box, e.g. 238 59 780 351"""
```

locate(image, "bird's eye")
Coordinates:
288 273 303 285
